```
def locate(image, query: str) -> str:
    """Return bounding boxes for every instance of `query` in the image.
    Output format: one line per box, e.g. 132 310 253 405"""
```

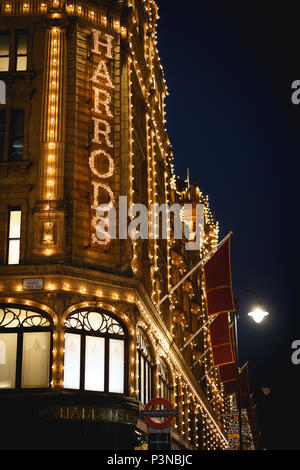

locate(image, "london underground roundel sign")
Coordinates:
141 398 177 430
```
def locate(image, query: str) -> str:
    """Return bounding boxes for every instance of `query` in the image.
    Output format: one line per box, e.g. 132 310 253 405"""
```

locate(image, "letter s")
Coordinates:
291 340 300 365
291 80 300 105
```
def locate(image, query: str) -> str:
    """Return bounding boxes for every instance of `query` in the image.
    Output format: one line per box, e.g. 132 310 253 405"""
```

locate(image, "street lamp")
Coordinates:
233 291 269 450
248 306 269 324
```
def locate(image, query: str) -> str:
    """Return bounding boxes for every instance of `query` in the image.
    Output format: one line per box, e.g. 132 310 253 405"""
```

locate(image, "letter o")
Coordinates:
89 149 114 179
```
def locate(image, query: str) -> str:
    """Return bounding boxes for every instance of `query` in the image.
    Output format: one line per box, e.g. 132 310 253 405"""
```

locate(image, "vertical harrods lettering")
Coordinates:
90 30 115 245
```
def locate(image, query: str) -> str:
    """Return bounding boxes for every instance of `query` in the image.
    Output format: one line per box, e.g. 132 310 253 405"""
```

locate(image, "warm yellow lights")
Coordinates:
90 30 115 246
1 2 228 449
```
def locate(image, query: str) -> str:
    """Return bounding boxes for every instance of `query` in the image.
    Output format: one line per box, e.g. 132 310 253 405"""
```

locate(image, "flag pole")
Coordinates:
180 314 216 352
156 231 233 309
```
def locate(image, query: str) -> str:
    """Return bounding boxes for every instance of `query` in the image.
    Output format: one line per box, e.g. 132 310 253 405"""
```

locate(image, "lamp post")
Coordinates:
233 291 269 450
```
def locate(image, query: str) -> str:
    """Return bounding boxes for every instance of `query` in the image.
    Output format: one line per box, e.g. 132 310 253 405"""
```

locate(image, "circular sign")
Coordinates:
143 398 176 430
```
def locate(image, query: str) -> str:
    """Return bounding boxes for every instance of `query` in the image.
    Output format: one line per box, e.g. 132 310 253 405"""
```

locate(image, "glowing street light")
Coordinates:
248 306 269 324
233 291 270 450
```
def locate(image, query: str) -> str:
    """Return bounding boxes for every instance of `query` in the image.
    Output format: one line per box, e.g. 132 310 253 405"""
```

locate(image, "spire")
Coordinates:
186 168 190 188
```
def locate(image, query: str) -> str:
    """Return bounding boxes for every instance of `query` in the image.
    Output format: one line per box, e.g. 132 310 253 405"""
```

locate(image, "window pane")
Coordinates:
0 80 6 104
140 355 144 404
109 339 124 393
16 56 27 72
8 239 20 265
0 35 9 56
0 333 17 389
84 336 105 392
9 210 21 238
63 333 81 389
0 34 9 72
0 110 5 161
9 110 25 161
0 57 9 72
145 360 149 402
16 34 27 55
21 332 50 388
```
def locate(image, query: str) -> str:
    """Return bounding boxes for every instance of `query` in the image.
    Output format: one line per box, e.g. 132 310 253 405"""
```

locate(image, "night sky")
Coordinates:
156 1 300 450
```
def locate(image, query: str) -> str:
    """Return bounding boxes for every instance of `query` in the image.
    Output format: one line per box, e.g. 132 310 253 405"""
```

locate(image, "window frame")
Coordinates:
6 206 22 265
0 31 10 73
0 107 27 162
8 108 25 161
0 29 29 73
14 31 28 72
64 308 128 395
0 304 54 392
136 329 153 405
158 359 171 402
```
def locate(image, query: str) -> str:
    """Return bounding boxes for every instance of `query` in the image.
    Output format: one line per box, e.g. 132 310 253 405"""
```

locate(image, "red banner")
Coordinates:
218 322 237 394
210 312 234 366
219 362 236 383
204 237 235 316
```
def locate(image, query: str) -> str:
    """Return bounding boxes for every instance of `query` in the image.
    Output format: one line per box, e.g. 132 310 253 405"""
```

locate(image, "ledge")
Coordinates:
0 160 32 177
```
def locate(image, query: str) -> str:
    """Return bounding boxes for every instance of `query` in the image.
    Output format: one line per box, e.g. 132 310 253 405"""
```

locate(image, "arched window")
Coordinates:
0 304 53 389
64 308 127 394
158 359 171 401
136 330 153 405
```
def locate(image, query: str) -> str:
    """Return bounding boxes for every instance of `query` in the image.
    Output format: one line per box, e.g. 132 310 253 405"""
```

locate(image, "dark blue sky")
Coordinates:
156 1 300 449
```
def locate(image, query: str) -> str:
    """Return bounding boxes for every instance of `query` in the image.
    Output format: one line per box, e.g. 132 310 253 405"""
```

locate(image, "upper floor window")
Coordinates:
0 80 6 104
158 359 171 401
9 109 25 161
0 109 25 161
15 33 27 71
7 208 21 265
64 308 127 394
0 33 9 72
0 304 53 390
0 109 5 160
136 330 153 405
0 31 28 72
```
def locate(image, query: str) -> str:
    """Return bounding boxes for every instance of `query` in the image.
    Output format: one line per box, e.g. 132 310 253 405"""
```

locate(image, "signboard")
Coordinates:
22 278 44 290
140 398 177 430
40 405 138 426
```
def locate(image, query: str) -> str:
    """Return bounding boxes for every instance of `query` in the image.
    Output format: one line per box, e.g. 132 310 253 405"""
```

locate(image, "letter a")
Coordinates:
91 61 114 89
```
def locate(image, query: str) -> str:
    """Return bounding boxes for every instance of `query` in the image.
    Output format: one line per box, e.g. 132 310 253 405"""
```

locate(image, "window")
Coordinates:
7 208 21 265
158 359 171 401
9 110 25 161
0 31 28 72
0 33 9 72
63 308 127 394
0 80 6 104
15 33 27 71
0 110 5 160
0 109 26 162
0 304 53 389
136 330 153 405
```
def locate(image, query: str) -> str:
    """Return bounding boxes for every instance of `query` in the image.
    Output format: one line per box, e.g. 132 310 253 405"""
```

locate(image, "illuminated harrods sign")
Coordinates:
90 29 115 246
40 405 138 425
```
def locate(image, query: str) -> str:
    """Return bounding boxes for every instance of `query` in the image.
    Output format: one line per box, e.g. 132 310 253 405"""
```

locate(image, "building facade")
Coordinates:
0 0 231 450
